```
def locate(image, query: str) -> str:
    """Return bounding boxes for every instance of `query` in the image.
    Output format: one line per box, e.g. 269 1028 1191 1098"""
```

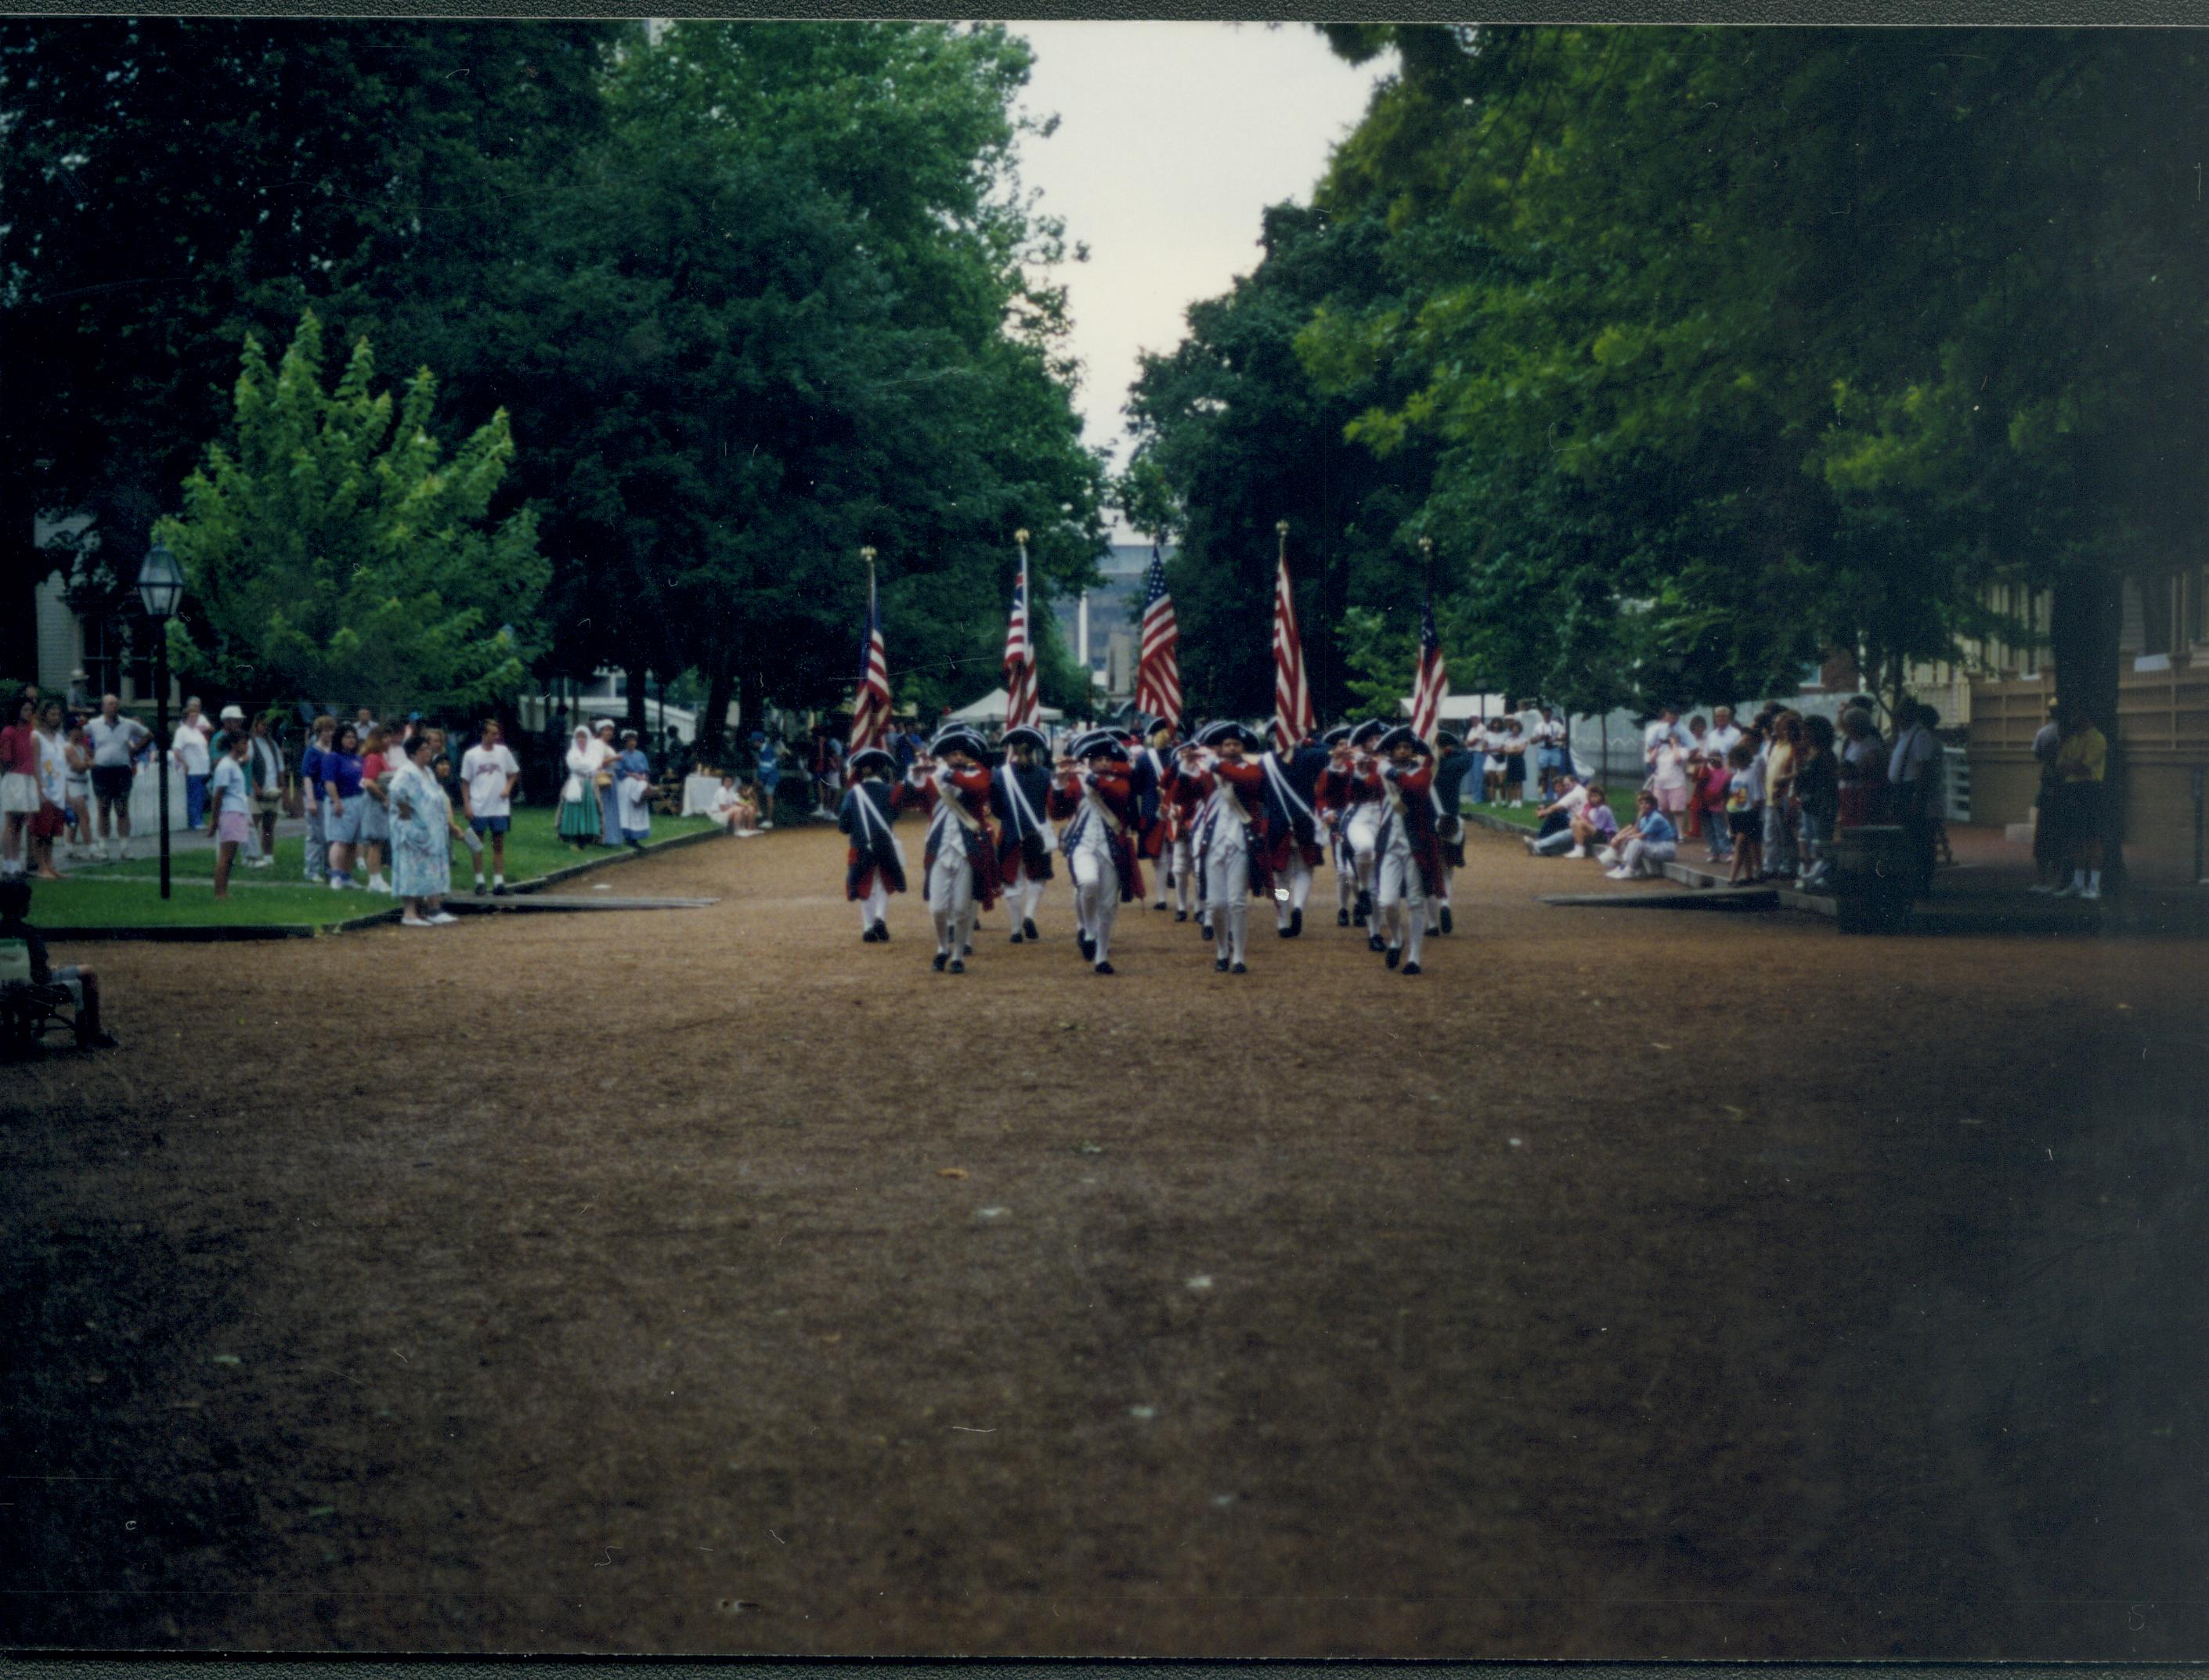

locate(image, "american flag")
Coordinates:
848 564 891 753
1270 543 1315 753
1002 539 1039 730
1410 593 1448 742
1134 546 1181 726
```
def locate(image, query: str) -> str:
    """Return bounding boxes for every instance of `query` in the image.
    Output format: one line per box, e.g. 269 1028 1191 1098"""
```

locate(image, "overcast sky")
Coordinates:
1009 23 1393 517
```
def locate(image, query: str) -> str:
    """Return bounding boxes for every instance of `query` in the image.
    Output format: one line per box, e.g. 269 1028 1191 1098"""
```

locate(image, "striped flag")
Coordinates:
1410 593 1448 743
848 564 891 754
1270 539 1315 753
1002 538 1039 730
1134 546 1181 727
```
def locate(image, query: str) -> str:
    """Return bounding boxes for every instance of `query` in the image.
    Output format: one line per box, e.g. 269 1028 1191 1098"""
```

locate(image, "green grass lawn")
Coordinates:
1462 799 1543 830
29 806 718 931
22 878 383 929
58 807 716 887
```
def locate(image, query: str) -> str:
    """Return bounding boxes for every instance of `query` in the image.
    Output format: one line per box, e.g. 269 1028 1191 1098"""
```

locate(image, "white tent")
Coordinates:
1398 692 1511 725
944 686 1065 725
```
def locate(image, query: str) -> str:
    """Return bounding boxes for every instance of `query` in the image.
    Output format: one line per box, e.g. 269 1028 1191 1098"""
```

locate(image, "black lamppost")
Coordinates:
135 544 185 901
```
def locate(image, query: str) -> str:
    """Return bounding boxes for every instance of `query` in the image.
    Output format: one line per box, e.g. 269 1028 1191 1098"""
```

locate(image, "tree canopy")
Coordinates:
1126 27 2209 723
155 312 545 712
2 20 1105 736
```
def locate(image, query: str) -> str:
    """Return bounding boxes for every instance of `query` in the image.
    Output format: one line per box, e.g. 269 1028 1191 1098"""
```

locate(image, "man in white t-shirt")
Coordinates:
1700 705 1742 766
83 694 150 861
460 719 522 894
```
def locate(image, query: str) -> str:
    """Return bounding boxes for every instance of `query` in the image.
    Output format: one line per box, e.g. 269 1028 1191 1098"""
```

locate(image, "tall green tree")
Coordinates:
467 21 1105 748
0 20 617 672
1121 201 1429 722
155 312 546 712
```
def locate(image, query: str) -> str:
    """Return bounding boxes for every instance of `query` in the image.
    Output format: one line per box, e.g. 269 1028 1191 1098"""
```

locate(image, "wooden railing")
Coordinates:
1970 662 2209 760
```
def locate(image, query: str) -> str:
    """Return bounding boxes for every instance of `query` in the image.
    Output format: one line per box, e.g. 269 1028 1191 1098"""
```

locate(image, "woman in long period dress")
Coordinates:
388 736 457 926
557 725 602 846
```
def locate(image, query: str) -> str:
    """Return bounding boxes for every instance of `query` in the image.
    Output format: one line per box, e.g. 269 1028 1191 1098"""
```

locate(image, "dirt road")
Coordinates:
5 823 2206 1656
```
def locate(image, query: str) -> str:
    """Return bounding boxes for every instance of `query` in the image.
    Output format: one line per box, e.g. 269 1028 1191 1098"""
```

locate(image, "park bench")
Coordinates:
0 936 81 1058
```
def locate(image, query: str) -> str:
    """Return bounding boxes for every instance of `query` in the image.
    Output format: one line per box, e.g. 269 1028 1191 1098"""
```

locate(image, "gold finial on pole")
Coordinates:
1276 520 1290 560
1419 536 1434 558
1014 528 1030 547
860 545 877 566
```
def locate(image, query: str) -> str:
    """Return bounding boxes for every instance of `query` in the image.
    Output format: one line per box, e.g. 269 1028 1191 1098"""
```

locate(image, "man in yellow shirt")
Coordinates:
2051 705 2109 900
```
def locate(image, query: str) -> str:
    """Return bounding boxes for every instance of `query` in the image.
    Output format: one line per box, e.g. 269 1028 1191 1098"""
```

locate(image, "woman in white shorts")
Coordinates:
1 691 43 877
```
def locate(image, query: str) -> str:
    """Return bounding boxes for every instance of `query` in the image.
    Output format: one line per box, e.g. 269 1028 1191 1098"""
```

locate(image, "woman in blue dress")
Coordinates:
319 723 366 889
388 735 457 926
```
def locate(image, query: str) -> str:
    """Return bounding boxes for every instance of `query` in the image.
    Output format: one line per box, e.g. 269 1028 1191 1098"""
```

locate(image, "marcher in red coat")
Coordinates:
1052 731 1145 975
1185 721 1272 973
910 729 1001 973
1374 726 1446 975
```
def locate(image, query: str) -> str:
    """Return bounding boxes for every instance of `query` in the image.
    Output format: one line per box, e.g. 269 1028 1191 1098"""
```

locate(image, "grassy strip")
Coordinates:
31 807 721 933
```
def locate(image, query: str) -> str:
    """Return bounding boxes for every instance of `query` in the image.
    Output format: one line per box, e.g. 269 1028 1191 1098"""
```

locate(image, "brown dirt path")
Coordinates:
5 822 2207 1657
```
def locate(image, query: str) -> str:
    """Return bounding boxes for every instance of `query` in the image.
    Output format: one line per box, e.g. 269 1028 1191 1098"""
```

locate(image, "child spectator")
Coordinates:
1603 790 1679 880
1695 745 1732 863
1725 738 1763 885
0 878 114 1048
1567 784 1619 859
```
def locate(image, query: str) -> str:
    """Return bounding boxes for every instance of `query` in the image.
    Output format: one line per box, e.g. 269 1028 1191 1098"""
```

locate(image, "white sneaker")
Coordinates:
2051 883 2079 898
330 878 348 892
1605 867 1634 880
428 911 459 925
402 915 434 928
1565 846 1586 859
2080 883 2101 901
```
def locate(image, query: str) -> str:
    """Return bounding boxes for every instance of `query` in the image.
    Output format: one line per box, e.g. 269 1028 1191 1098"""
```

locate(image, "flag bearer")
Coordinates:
1259 723 1329 939
839 747 908 943
992 724 1056 943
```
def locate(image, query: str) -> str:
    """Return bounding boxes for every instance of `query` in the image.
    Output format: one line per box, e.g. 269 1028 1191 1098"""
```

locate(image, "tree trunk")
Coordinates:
625 664 649 740
738 667 765 742
701 654 735 767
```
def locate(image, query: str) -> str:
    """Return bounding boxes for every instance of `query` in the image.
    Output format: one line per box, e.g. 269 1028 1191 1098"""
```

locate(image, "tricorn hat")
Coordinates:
1321 724 1354 748
1435 730 1464 750
848 748 897 779
1198 720 1262 751
1378 725 1431 756
1350 718 1388 748
930 727 990 761
1071 730 1128 762
1001 725 1049 755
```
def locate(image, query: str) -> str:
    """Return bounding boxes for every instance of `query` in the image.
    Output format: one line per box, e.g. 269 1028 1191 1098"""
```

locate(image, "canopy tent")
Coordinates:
944 686 1064 725
1398 692 1511 725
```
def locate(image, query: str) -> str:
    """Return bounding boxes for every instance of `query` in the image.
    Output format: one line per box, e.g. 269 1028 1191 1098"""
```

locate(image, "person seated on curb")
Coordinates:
1546 783 1618 859
1525 773 1588 853
1601 790 1679 880
709 773 760 837
0 878 115 1050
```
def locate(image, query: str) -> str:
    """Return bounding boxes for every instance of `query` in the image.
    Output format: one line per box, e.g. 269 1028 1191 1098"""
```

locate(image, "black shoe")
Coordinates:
492 883 509 897
933 950 948 972
1402 961 1421 976
1368 933 1386 954
1010 931 1023 943
1277 919 1292 938
1174 909 1189 923
1290 907 1303 938
1215 954 1229 973
862 925 879 943
1355 890 1372 923
1199 921 1213 943
1231 961 1247 975
1337 908 1350 927
1385 945 1401 969
1023 918 1038 941
1094 961 1114 975
1078 932 1096 961
874 921 889 943
1439 906 1453 936
948 957 966 974
1153 899 1168 911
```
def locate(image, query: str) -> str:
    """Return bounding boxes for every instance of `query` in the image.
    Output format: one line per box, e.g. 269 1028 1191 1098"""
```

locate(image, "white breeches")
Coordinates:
1378 842 1428 965
1165 833 1194 910
859 878 889 929
928 844 974 951
1345 806 1381 889
1203 831 1251 964
1277 845 1313 923
1005 863 1045 928
1070 833 1118 962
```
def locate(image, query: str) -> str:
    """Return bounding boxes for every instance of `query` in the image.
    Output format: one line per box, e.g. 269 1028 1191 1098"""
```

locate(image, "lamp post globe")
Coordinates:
135 544 186 900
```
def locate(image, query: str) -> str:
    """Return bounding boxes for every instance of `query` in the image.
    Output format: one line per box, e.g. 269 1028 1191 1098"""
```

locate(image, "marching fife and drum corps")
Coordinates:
837 716 1468 976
